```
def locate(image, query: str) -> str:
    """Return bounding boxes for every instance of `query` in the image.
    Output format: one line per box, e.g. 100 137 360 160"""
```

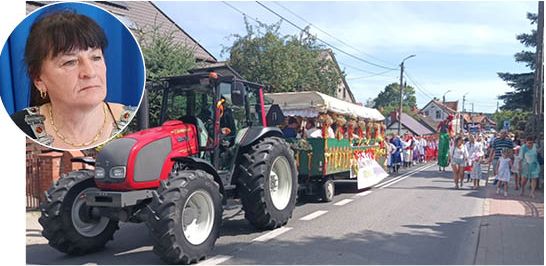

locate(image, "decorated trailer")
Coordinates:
265 91 389 202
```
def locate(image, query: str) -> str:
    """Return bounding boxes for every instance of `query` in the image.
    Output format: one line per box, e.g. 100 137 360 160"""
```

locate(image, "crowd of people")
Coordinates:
433 114 543 198
385 133 437 173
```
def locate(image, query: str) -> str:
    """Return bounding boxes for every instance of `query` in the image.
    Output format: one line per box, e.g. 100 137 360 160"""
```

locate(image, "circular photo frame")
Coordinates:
0 2 145 150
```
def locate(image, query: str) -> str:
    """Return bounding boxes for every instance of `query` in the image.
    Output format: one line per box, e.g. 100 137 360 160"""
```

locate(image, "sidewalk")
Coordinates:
475 177 544 265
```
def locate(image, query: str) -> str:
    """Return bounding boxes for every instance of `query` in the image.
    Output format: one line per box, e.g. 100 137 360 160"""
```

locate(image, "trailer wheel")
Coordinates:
320 179 335 202
237 137 298 230
38 170 119 255
147 170 222 264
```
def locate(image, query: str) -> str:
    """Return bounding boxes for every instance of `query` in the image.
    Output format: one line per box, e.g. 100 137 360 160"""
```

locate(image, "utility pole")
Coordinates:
398 54 416 136
496 101 499 113
462 95 466 113
532 1 544 138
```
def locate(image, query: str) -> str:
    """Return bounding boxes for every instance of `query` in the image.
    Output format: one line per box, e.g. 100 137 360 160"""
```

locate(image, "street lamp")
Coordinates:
398 54 416 136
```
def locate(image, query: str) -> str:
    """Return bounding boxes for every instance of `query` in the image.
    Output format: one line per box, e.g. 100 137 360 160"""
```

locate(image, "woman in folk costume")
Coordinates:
402 134 413 167
437 114 455 172
390 133 403 173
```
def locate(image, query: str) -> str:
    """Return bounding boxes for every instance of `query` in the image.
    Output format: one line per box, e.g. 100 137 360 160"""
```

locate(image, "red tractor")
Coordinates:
38 72 298 264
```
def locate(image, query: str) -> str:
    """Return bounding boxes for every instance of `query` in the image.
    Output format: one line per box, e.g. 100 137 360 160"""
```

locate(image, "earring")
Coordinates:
40 90 47 99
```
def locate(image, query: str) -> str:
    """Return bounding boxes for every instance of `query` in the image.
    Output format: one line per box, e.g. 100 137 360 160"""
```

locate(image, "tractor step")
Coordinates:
85 190 155 208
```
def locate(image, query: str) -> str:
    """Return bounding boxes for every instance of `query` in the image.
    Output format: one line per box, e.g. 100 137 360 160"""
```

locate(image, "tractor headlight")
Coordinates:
109 166 126 179
95 167 105 179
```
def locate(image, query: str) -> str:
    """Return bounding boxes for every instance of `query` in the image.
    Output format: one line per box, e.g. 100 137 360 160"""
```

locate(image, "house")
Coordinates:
25 1 218 209
420 99 462 133
386 112 435 136
319 49 356 103
462 113 497 132
27 1 217 64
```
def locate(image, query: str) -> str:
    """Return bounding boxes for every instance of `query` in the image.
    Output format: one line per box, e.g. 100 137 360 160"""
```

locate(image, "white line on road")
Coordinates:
376 164 432 188
197 255 233 265
299 210 328 221
355 190 373 197
333 199 353 206
380 164 435 189
114 246 152 256
252 227 293 242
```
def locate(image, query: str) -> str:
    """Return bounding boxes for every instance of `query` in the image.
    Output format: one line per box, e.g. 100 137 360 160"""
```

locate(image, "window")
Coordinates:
435 110 442 120
425 111 429 116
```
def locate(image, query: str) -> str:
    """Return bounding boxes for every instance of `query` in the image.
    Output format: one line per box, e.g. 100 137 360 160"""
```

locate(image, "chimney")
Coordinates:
390 111 398 122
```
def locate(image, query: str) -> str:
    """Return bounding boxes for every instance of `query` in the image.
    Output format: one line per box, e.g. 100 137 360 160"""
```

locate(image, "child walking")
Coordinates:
512 140 522 191
496 148 513 197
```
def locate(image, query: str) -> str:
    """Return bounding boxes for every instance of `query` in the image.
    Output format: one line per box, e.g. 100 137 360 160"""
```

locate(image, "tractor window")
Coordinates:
164 90 188 121
245 89 264 127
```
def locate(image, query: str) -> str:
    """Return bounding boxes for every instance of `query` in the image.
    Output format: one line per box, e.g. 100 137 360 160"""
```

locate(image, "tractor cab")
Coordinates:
148 72 275 184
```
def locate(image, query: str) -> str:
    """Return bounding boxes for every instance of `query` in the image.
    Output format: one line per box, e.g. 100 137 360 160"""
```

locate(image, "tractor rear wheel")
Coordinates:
237 137 298 230
38 170 119 255
147 170 222 264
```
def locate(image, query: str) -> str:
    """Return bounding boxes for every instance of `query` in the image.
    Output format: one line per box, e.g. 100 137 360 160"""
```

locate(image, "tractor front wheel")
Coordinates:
147 170 222 264
39 170 119 255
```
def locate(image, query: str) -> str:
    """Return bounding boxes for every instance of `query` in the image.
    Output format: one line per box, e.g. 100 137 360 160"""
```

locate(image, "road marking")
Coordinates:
252 227 292 242
355 190 373 197
197 255 233 265
380 164 435 189
114 246 152 256
376 164 432 188
333 199 353 206
299 210 328 221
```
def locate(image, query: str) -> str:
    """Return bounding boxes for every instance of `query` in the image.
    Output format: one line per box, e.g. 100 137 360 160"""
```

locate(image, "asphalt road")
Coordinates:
26 162 487 265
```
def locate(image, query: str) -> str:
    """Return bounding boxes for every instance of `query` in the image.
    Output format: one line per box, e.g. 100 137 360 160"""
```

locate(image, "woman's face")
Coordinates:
34 47 107 109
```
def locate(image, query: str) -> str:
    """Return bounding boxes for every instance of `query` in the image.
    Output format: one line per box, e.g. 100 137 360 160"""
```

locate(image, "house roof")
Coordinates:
188 62 243 79
463 114 497 125
319 49 356 103
416 115 439 133
388 113 434 136
26 1 217 63
421 99 458 114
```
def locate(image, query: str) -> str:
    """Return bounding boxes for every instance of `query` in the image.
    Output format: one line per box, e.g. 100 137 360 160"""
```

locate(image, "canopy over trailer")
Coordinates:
264 91 388 202
265 91 385 121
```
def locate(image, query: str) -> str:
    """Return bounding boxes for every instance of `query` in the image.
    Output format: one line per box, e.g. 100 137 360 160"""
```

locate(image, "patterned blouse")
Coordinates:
11 103 136 147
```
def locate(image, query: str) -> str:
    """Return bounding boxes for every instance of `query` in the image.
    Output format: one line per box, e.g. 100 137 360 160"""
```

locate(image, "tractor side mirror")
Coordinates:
231 81 245 106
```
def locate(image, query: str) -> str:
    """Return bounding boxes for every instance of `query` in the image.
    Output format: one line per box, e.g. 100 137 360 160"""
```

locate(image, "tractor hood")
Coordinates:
95 120 199 190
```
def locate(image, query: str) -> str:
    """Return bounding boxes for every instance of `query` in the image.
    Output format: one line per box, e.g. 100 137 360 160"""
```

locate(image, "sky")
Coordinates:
155 1 538 114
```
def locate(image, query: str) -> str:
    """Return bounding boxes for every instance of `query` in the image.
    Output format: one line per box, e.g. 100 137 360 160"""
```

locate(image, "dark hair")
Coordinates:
526 136 534 142
25 10 108 106
288 117 298 125
514 139 521 146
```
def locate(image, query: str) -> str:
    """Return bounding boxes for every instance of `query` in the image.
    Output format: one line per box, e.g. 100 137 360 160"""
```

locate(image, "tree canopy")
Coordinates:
223 18 344 96
497 12 537 111
136 23 197 127
372 82 417 116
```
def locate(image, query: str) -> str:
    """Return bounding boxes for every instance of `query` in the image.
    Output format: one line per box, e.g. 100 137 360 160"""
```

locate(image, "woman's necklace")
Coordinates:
49 103 107 148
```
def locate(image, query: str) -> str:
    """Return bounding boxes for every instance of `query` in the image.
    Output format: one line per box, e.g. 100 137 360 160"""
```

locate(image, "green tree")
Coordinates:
135 22 197 127
223 18 343 96
492 110 530 133
497 12 537 111
373 83 417 116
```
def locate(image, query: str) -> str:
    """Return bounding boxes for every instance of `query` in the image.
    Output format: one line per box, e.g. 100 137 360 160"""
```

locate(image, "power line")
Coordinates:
403 73 435 101
272 1 395 67
404 71 437 99
254 1 398 71
346 69 398 80
222 1 262 25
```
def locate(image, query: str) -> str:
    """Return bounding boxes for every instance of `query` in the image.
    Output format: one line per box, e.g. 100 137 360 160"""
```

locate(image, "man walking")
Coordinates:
489 129 514 185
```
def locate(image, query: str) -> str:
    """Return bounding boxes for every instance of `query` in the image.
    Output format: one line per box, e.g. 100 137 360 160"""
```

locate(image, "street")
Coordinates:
28 162 543 265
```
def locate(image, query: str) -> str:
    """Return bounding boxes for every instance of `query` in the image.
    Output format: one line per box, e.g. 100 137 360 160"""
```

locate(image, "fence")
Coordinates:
26 152 41 210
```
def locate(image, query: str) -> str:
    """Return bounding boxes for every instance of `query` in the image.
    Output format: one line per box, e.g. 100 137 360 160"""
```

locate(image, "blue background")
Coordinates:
0 2 145 115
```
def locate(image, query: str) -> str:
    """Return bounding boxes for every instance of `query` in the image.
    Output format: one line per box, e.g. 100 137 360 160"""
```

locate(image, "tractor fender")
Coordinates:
170 156 225 197
238 127 283 148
